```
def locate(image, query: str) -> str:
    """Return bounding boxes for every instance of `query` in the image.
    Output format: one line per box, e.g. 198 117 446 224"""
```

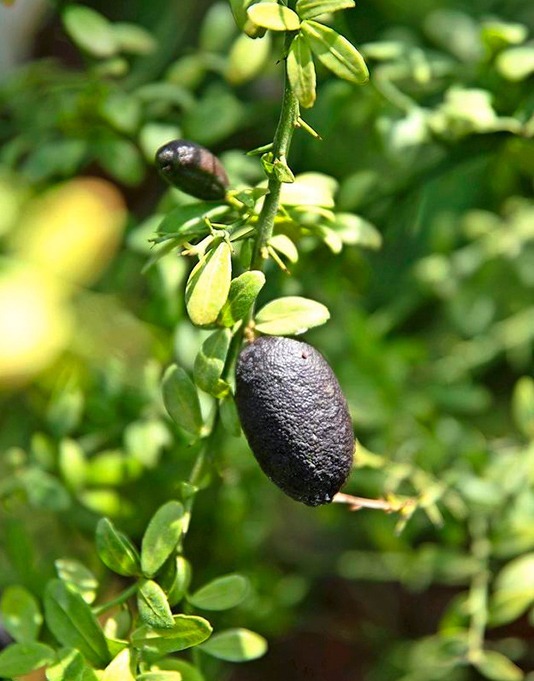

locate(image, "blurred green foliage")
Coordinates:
0 0 533 680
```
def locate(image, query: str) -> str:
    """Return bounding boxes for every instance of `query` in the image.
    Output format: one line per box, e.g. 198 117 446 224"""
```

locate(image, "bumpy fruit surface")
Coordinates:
155 139 229 201
235 336 354 506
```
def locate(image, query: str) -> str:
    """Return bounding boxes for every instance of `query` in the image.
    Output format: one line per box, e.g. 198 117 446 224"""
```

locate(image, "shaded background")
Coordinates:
0 0 533 679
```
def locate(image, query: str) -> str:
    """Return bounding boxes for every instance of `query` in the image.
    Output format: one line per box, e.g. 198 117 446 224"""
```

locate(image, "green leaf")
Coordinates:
255 296 330 335
161 365 204 437
474 650 524 681
329 213 382 249
62 5 118 58
288 34 316 108
96 518 141 577
189 574 250 611
0 642 55 677
59 439 87 491
490 553 534 626
247 3 300 31
96 138 145 187
138 580 175 629
166 556 192 607
194 329 232 397
154 659 205 681
101 648 135 681
46 648 92 681
55 559 98 604
512 376 534 438
296 0 355 20
496 46 534 81
186 241 233 327
301 20 369 84
137 673 183 681
218 271 266 327
199 628 267 662
226 32 272 85
219 395 242 437
21 468 71 511
44 580 110 668
141 501 185 577
131 615 212 656
279 172 338 207
113 22 156 54
0 585 42 642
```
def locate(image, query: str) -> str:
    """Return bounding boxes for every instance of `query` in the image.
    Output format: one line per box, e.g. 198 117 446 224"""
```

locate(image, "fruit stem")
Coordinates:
250 67 299 271
92 582 138 616
332 492 416 514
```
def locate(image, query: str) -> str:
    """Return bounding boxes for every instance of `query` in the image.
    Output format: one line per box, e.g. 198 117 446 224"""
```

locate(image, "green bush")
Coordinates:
0 1 533 680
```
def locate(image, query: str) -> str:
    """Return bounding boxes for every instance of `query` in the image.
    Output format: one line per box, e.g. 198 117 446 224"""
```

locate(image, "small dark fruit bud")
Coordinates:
155 139 229 201
235 336 355 506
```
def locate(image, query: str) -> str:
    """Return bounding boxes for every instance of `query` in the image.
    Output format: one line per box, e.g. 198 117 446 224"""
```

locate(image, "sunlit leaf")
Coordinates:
96 518 141 577
474 650 524 681
255 296 330 335
296 0 355 20
141 501 185 577
138 580 175 629
199 628 267 662
287 34 316 108
55 559 98 604
0 586 42 642
131 615 212 655
186 241 233 327
301 20 369 84
62 5 118 58
247 3 300 31
189 574 250 611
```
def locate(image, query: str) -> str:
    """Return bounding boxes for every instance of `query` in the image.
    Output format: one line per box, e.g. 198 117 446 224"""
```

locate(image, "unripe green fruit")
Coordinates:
155 139 229 201
235 336 354 506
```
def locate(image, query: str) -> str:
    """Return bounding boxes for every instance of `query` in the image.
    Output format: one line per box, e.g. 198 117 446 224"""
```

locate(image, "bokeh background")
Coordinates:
0 1 533 679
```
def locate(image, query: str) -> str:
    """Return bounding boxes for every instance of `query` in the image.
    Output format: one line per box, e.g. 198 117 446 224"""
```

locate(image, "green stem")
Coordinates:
467 515 490 663
92 582 138 617
251 71 299 271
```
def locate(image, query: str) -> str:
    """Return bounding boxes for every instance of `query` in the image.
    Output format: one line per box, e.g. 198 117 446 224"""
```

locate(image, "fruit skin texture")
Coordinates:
235 336 354 506
155 139 229 201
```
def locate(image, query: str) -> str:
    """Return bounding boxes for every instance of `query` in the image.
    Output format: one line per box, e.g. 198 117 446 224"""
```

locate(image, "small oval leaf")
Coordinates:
255 296 330 335
296 0 355 20
199 628 267 662
167 555 193 607
162 365 204 437
189 574 250 611
194 329 232 397
218 270 266 327
219 394 242 437
301 20 369 84
247 3 300 31
62 5 118 58
141 501 185 577
287 34 316 108
0 642 54 677
0 585 42 642
44 580 110 668
55 559 98 604
186 241 232 327
474 650 524 681
96 518 141 577
138 580 175 629
131 615 212 656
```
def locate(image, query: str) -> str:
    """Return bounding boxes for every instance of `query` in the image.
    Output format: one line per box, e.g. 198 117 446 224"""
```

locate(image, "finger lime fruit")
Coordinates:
155 139 229 201
235 335 354 506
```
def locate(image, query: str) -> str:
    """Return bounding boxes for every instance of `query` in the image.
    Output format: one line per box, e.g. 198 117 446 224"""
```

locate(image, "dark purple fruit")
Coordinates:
235 336 355 506
155 139 229 201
